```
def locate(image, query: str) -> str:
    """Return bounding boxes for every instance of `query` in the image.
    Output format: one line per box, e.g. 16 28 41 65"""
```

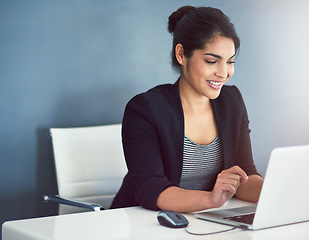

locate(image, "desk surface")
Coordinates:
3 198 309 240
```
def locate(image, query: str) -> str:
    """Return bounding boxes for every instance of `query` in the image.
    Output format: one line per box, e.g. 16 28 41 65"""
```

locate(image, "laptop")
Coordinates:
195 145 309 230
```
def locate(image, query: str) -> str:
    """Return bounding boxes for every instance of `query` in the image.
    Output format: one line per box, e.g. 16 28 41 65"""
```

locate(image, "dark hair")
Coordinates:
168 6 240 71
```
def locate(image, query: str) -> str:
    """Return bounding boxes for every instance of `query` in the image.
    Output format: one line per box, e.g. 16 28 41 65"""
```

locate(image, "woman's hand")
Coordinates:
210 166 248 208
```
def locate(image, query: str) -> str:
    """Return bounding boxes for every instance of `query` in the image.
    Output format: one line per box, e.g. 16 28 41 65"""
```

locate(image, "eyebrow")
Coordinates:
204 53 236 59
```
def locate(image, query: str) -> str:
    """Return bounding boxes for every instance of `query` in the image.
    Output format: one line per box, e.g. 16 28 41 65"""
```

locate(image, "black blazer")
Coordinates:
111 81 258 210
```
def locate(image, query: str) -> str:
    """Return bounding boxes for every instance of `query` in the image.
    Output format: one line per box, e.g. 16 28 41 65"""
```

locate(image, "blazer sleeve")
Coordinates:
121 92 179 210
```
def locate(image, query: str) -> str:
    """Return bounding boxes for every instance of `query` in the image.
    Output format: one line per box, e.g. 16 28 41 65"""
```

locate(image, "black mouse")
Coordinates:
157 210 189 228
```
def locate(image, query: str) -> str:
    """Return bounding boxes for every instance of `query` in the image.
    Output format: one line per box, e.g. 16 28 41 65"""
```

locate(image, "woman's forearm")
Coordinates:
156 186 215 213
157 166 255 212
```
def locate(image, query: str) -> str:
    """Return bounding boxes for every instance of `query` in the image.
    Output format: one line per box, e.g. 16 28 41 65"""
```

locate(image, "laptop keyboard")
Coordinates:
223 213 255 224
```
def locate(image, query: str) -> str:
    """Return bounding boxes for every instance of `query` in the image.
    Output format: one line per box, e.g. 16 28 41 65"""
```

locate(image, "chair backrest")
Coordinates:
50 124 127 214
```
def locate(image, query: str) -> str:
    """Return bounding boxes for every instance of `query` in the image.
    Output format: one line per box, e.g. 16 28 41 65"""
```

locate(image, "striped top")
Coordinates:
179 135 223 191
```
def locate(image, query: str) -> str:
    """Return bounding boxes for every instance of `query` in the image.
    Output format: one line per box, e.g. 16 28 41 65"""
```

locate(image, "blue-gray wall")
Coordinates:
1 0 309 236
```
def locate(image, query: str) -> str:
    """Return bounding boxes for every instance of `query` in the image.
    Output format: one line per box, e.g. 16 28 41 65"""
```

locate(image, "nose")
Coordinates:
214 64 228 79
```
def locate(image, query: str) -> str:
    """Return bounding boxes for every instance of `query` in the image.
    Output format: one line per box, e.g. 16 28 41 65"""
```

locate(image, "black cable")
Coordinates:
185 226 237 236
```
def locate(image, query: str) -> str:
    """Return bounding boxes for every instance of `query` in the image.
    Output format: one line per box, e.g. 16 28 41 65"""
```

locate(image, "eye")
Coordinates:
205 60 217 64
227 61 235 65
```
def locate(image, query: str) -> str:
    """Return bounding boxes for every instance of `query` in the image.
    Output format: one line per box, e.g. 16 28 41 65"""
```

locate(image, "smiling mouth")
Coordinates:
207 80 223 86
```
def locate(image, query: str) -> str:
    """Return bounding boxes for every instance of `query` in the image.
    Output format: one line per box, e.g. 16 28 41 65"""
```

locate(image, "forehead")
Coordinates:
199 35 235 57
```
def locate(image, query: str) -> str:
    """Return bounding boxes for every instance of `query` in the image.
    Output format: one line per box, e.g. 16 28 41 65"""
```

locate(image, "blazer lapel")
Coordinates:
211 98 233 170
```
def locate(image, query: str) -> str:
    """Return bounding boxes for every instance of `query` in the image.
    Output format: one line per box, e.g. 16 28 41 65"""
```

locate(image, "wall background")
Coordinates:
1 0 309 236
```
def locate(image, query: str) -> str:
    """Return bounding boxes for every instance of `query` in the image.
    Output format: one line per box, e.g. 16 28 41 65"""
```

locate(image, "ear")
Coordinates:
175 44 185 65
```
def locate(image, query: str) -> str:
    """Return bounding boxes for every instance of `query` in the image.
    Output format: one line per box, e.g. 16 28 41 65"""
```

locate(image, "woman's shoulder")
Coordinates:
123 82 182 127
127 82 179 107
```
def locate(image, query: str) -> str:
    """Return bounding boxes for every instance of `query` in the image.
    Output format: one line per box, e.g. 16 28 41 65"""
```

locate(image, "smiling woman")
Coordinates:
178 35 236 148
111 6 263 213
177 36 236 100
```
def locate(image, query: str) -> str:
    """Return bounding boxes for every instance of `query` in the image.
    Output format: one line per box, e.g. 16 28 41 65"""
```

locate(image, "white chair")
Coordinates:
44 124 127 214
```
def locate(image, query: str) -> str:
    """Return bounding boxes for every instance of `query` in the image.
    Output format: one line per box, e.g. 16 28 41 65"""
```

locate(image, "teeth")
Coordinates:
208 80 222 86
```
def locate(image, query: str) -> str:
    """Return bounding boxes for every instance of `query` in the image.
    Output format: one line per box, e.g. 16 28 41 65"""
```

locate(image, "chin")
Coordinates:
208 90 222 100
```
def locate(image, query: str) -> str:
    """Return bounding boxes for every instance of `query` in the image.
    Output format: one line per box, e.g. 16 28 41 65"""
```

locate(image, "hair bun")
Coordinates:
168 5 196 33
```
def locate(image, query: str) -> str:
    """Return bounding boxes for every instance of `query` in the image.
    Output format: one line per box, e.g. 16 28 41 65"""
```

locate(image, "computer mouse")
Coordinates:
157 210 189 228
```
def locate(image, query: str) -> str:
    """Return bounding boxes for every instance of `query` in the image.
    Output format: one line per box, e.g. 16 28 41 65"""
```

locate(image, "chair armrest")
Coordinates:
43 195 105 211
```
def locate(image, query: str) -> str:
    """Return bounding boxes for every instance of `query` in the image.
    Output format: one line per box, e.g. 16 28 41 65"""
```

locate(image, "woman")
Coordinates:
111 6 263 212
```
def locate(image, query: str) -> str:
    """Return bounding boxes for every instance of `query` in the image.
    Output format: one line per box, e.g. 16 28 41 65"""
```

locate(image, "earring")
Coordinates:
180 60 183 64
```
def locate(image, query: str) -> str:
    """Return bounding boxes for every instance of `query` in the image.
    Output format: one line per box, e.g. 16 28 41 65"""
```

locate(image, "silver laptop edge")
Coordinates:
195 145 309 230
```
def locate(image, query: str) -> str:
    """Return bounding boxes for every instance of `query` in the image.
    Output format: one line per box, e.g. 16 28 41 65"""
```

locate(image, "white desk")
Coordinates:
3 199 309 240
